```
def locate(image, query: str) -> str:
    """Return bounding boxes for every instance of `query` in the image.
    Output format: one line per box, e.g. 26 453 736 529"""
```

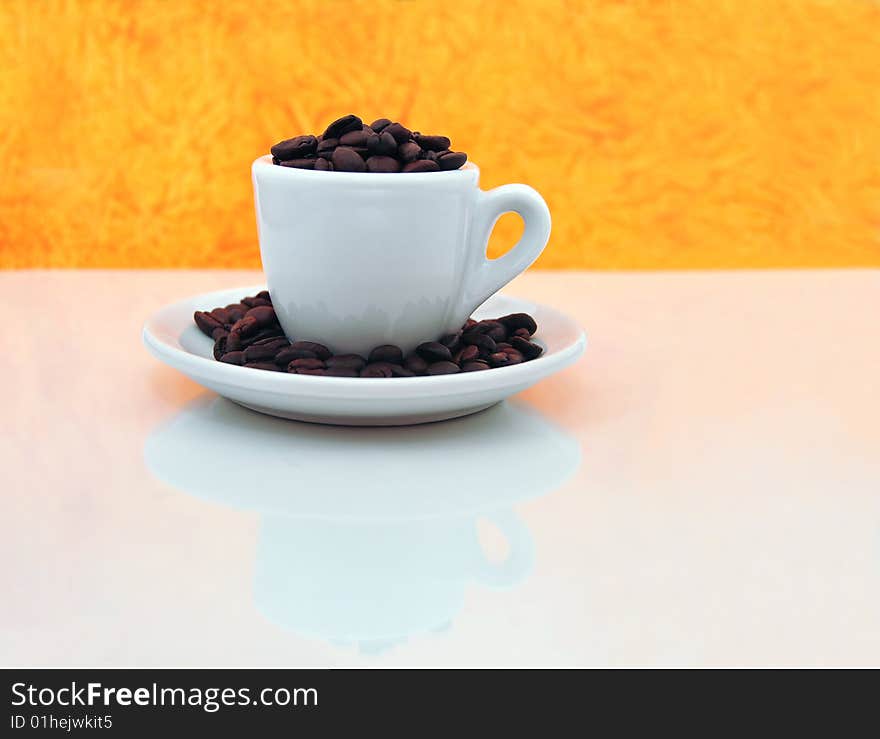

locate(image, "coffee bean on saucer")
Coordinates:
402 159 440 173
439 332 461 354
219 351 245 365
462 318 477 331
397 141 421 162
404 354 429 375
314 158 334 171
512 327 531 339
279 158 316 169
323 114 362 140
325 367 359 377
474 320 507 341
274 346 315 364
331 146 367 172
325 354 366 371
339 129 370 147
368 345 403 364
498 313 537 336
287 357 326 372
456 344 480 364
230 315 258 336
224 303 248 321
366 156 401 173
510 336 543 359
209 307 232 325
289 341 331 360
245 305 277 326
317 138 338 157
461 360 490 372
244 344 280 362
438 152 468 170
240 327 285 346
226 331 242 352
383 122 411 143
426 361 460 375
211 327 229 342
360 362 394 378
194 311 224 337
390 365 416 377
419 150 439 162
245 362 283 371
416 341 452 363
370 118 392 132
414 134 451 151
461 332 496 353
295 368 328 376
271 135 318 160
213 334 227 360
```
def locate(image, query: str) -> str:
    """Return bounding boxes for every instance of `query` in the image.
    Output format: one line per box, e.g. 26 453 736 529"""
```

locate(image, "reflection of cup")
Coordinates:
252 157 551 355
145 398 580 648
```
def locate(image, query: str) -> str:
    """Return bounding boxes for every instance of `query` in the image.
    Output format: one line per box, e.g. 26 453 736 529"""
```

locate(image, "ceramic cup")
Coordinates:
252 156 551 356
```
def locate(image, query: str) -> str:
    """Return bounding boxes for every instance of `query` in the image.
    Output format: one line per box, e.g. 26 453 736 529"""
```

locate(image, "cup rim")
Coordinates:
252 154 479 183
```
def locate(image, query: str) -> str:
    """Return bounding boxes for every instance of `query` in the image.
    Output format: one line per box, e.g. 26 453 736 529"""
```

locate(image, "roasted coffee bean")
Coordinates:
287 357 326 371
213 334 227 360
274 346 316 364
370 118 392 132
224 303 248 321
366 155 401 173
368 345 403 364
245 305 277 326
210 307 232 325
314 157 334 171
461 332 496 353
331 146 366 172
510 336 543 359
414 134 451 151
212 327 229 341
226 331 242 352
426 361 460 375
325 354 366 371
219 351 245 365
474 320 507 341
243 343 280 362
240 327 285 346
404 354 429 374
194 310 224 337
512 327 531 339
438 151 468 170
439 332 461 353
367 130 397 156
295 368 327 376
231 315 259 337
241 294 271 308
325 367 359 377
323 114 362 140
489 349 523 367
462 360 490 372
416 341 452 363
280 158 316 169
272 156 279 165
383 122 411 143
462 318 477 331
245 361 283 371
317 138 338 157
402 159 440 173
256 291 271 301
456 344 480 364
250 336 288 347
288 341 331 360
419 150 439 162
271 135 318 160
390 365 416 377
339 129 370 147
360 362 394 378
397 141 421 162
498 312 537 335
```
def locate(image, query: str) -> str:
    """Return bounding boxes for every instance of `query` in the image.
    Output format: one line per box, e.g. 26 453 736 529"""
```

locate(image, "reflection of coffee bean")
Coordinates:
368 345 404 365
416 341 452 363
361 363 395 378
325 354 366 371
426 361 460 375
404 354 429 375
462 360 490 372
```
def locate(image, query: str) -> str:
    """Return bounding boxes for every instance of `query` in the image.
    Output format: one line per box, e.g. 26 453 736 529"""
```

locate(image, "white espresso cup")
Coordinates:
252 156 551 356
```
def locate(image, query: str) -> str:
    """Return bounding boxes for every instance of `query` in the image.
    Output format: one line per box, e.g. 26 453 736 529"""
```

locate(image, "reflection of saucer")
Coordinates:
144 397 581 648
142 286 586 425
144 397 581 521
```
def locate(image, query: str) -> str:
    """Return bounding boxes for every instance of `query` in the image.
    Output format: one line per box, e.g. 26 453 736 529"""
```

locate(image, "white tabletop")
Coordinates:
2 269 879 667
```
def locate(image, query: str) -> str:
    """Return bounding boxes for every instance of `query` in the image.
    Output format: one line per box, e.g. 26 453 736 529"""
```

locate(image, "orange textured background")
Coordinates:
1 0 879 269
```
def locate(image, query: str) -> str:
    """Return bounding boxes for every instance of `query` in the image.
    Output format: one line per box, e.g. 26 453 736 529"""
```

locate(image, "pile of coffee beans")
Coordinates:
270 114 467 173
194 291 542 377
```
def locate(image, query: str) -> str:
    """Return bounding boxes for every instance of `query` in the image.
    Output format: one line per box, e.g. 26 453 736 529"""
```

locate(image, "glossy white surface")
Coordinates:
2 270 879 667
143 286 585 425
253 157 551 355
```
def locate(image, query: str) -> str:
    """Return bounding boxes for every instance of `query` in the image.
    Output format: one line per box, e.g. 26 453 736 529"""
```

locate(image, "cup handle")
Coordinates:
465 184 551 310
473 510 535 588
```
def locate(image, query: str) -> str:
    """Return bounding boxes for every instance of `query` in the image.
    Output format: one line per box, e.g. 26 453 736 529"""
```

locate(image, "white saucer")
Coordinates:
143 286 586 425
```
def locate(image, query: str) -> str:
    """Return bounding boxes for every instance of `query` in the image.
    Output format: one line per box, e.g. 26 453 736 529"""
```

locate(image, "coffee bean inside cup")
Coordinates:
194 291 542 377
270 115 468 173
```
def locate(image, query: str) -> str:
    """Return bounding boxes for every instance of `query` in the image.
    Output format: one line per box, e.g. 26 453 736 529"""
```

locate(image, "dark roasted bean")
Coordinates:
231 315 259 337
213 334 227 360
239 327 285 346
288 341 331 360
211 327 229 341
414 134 451 151
279 158 316 169
245 362 282 371
498 312 537 335
325 354 366 371
243 343 280 361
462 318 477 331
317 137 338 157
474 320 507 341
390 365 416 377
397 141 421 162
360 363 394 378
275 346 316 364
314 157 334 171
439 332 461 353
426 361 460 375
366 155 401 173
367 130 397 155
402 159 440 173
245 305 277 326
194 310 224 337
370 118 391 132
416 341 452 363
210 307 232 325
331 146 366 172
339 129 370 147
323 114 362 140
250 336 288 348
510 336 543 359
224 303 248 321
325 367 359 377
457 344 480 364
271 135 318 160
383 122 411 143
226 331 242 352
404 354 429 374
295 368 327 376
368 345 403 364
461 360 490 372
438 152 468 170
420 150 438 162
512 327 531 339
461 332 496 353
287 357 326 371
219 351 245 365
